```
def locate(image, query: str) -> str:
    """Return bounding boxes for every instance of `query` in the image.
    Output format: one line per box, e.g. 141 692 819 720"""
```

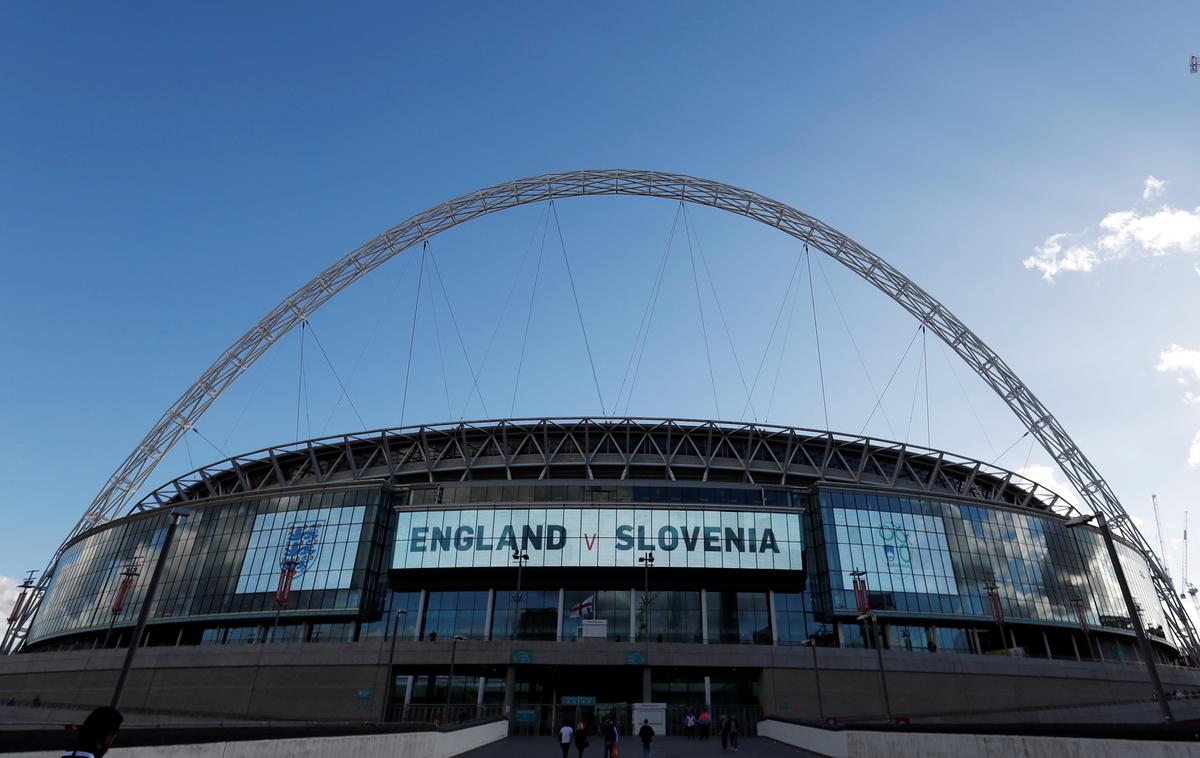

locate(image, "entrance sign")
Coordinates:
393 507 803 571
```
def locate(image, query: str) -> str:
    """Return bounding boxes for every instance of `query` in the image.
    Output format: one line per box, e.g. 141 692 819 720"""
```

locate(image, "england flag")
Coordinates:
569 595 594 618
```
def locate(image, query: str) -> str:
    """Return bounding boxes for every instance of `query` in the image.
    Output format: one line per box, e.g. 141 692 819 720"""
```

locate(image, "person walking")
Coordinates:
727 714 739 752
684 711 696 739
601 718 617 758
559 721 575 758
719 714 730 751
62 706 123 758
574 719 590 758
637 719 655 758
698 709 710 740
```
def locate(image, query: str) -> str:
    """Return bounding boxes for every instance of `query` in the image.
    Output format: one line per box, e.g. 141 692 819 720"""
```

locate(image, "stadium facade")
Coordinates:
8 418 1199 728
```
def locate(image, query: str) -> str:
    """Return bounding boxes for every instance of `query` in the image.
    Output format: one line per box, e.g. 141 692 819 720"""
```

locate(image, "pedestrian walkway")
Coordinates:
459 735 822 757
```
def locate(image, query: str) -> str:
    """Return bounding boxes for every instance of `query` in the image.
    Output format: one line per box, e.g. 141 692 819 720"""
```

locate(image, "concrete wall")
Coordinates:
3 719 507 758
759 719 1200 758
4 639 1200 723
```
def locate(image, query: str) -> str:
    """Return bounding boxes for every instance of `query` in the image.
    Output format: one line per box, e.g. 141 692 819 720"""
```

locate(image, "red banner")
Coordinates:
112 577 135 615
853 577 871 613
6 590 26 624
988 592 1004 626
275 567 297 606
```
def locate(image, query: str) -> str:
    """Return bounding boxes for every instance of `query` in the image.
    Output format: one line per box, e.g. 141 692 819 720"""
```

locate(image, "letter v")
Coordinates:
584 533 598 551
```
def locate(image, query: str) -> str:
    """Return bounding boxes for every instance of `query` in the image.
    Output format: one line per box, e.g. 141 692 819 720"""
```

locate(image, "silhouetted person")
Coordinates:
64 705 123 758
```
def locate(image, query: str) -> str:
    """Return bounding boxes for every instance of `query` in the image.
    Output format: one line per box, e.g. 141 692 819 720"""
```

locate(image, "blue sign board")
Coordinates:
511 649 534 664
562 696 596 705
515 709 537 724
625 652 647 665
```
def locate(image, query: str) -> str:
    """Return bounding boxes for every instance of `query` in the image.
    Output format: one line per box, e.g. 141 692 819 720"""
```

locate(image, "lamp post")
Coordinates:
383 608 409 722
444 634 468 722
983 581 1007 653
110 508 188 709
802 638 825 719
511 549 529 640
102 560 141 649
850 568 892 722
638 551 655 641
1065 512 1173 722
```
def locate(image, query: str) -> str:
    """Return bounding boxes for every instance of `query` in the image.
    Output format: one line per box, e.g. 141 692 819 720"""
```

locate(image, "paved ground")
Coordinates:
459 735 822 758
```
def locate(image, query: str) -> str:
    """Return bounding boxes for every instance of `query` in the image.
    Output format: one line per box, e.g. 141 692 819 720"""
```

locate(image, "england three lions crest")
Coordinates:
281 521 324 573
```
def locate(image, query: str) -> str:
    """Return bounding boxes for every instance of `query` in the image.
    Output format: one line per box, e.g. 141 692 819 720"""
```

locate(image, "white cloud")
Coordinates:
1017 462 1074 498
0 576 19 619
1189 430 1200 469
1184 391 1200 405
1025 176 1200 281
1157 344 1200 382
1144 175 1167 200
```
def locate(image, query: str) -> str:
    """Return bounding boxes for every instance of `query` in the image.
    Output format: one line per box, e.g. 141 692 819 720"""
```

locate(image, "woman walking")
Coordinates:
727 714 739 751
574 719 589 758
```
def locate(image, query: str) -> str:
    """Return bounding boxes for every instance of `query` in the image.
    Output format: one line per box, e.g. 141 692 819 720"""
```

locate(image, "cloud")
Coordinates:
1157 344 1200 382
1144 175 1167 200
1024 176 1200 281
0 576 19 619
1016 462 1074 498
1190 430 1200 469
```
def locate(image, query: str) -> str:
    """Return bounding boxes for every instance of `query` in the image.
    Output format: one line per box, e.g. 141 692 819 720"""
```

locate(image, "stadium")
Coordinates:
4 171 1200 730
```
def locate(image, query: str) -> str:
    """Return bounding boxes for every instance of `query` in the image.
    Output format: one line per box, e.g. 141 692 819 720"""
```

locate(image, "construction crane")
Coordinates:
1183 511 1193 601
1153 494 1170 581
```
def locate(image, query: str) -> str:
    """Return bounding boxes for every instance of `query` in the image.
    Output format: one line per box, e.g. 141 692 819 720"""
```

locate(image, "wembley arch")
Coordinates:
5 168 1195 657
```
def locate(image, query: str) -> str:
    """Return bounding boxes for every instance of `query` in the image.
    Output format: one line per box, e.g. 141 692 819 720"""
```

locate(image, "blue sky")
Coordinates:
2 2 1200 619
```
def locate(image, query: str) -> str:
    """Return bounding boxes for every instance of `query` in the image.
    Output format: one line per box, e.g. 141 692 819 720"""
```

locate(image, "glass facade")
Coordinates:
819 490 1169 641
26 477 1179 665
32 489 385 644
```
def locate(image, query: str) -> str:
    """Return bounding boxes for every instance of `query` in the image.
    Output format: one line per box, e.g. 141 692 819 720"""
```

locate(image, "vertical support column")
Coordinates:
403 674 415 706
556 588 565 642
700 589 708 644
503 664 517 719
1042 631 1052 659
629 588 637 642
1071 635 1081 662
413 589 428 641
485 589 495 642
477 675 486 717
704 675 712 707
768 590 779 646
642 667 652 703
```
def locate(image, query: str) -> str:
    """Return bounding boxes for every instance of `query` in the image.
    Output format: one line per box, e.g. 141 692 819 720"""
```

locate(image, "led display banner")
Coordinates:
832 508 958 595
236 506 365 594
393 508 804 571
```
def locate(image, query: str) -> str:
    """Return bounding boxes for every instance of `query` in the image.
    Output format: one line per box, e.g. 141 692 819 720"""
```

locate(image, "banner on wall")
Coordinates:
832 508 959 596
392 507 804 571
235 506 363 594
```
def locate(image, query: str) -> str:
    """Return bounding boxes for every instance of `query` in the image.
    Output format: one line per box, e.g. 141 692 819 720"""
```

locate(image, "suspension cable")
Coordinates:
991 429 1032 467
805 245 830 430
459 204 548 419
935 339 995 456
684 202 721 418
905 327 926 442
551 200 607 415
741 252 804 421
320 252 416 435
860 324 923 434
224 337 283 447
812 254 896 438
399 242 428 428
614 203 680 414
923 326 931 447
510 205 551 417
306 320 368 431
428 277 453 420
427 246 490 418
686 204 758 420
182 428 195 469
295 321 308 441
766 251 803 421
191 426 228 459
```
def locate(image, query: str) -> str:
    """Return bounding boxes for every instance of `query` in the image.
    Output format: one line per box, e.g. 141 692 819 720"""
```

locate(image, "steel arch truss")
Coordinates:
135 417 1075 517
5 169 1195 657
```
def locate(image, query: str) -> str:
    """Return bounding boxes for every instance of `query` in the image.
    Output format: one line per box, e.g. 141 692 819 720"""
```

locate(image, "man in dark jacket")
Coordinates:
63 706 123 758
601 718 617 758
637 719 655 758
